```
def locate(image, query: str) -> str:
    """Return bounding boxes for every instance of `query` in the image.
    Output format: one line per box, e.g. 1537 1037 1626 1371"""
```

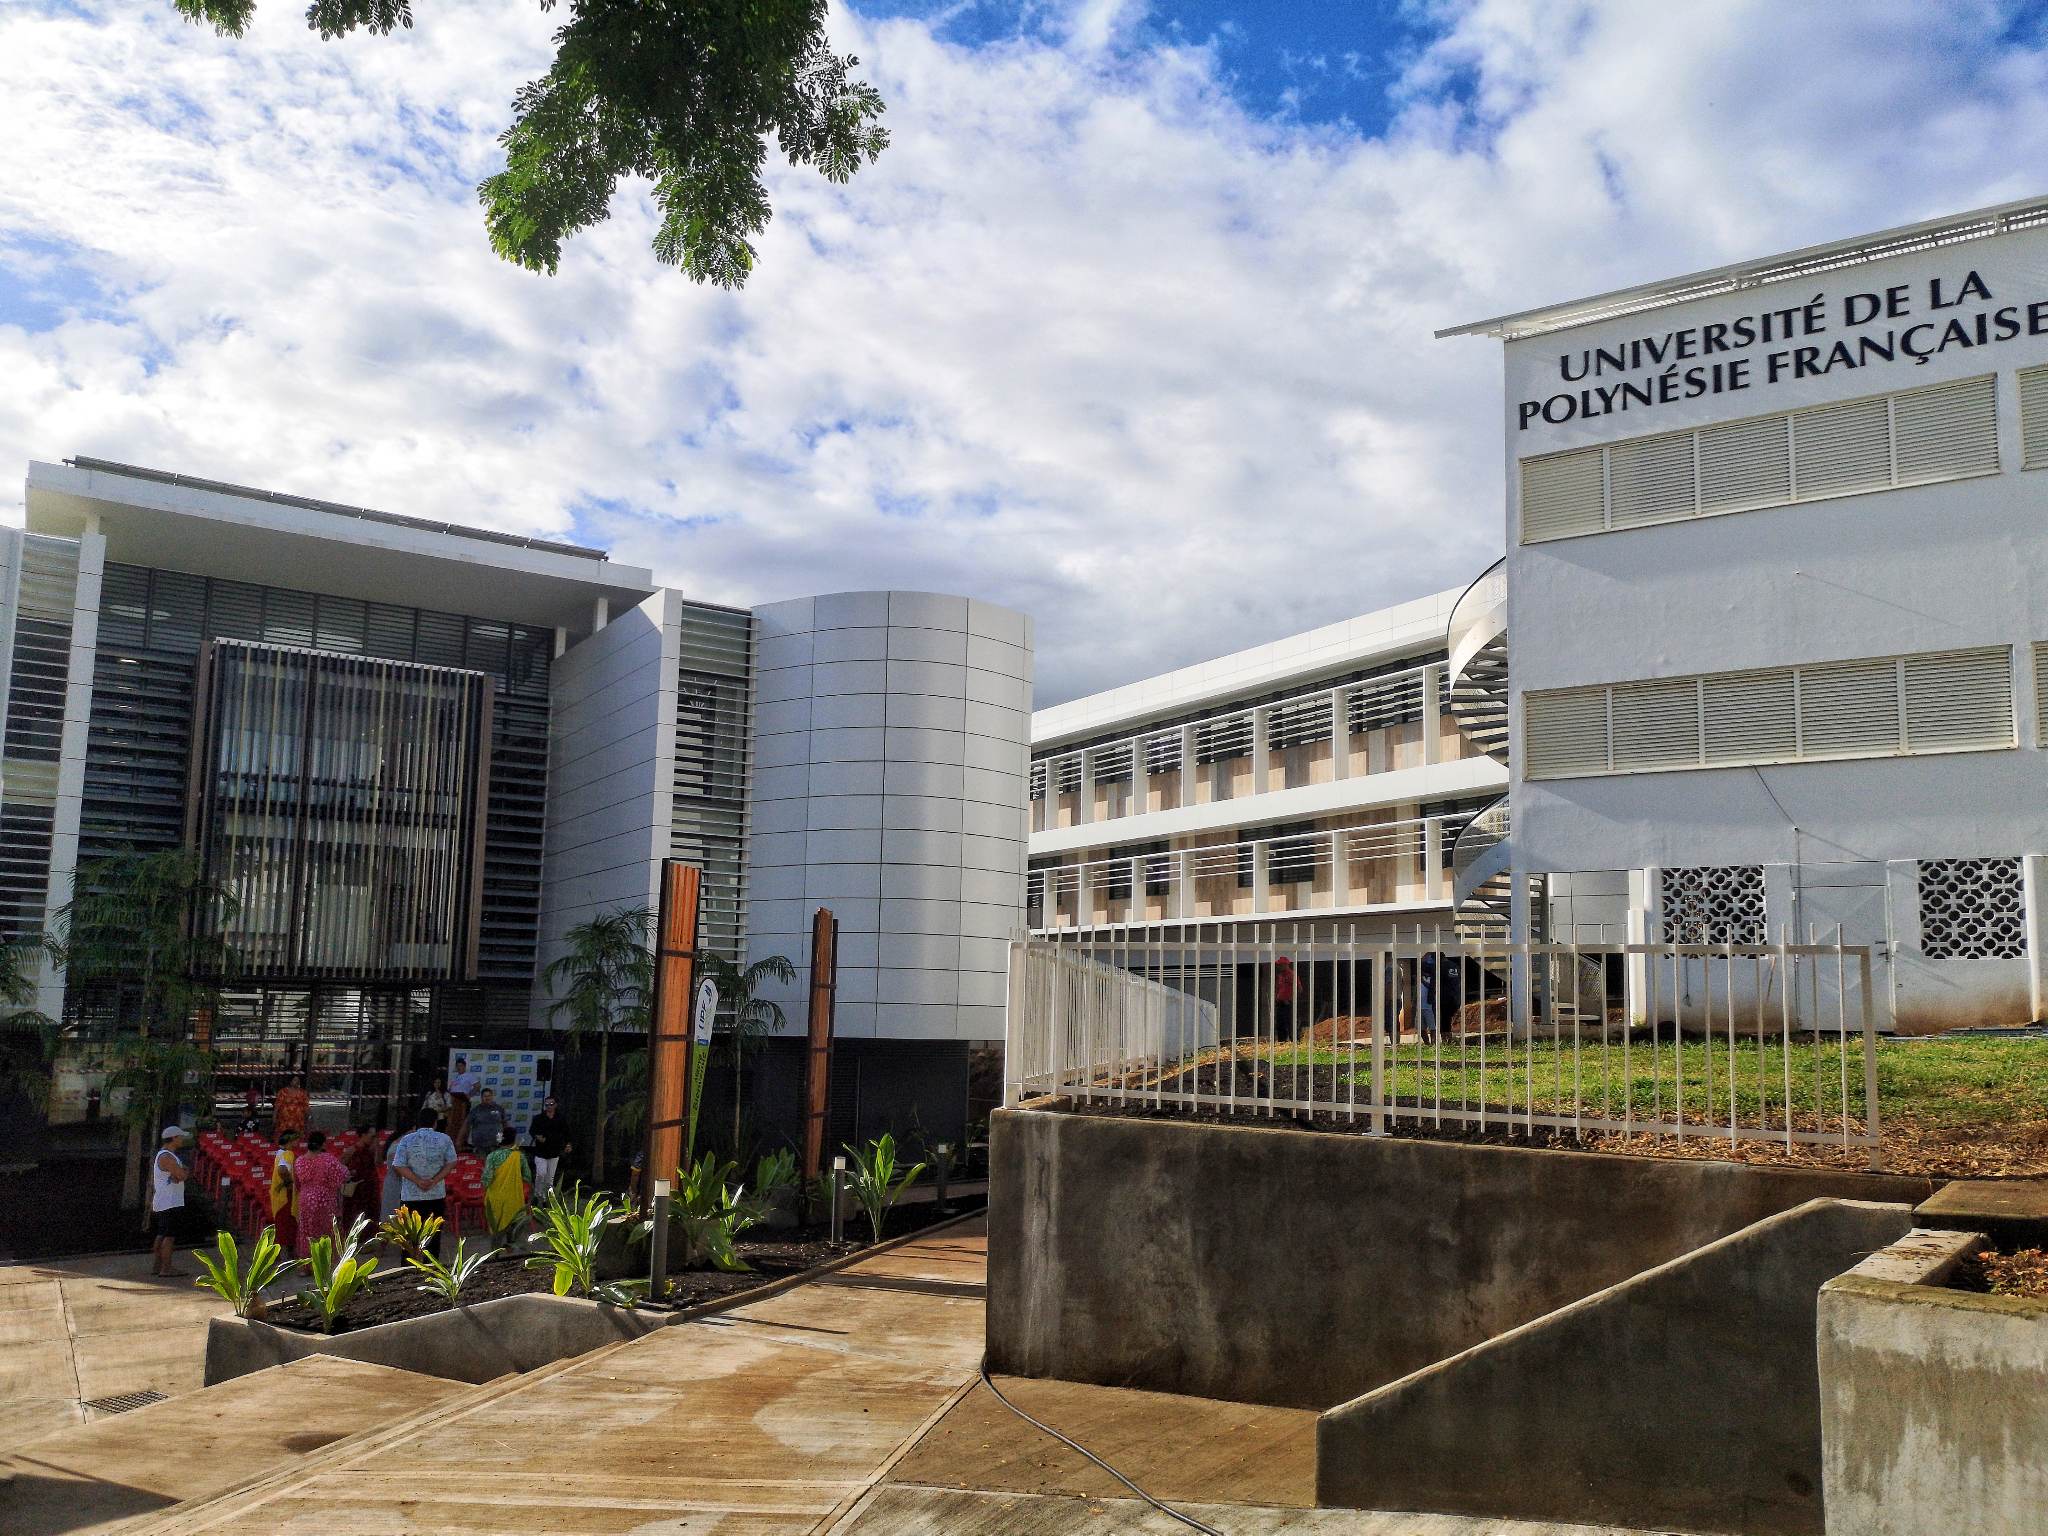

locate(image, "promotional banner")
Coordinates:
684 976 718 1166
446 1049 553 1130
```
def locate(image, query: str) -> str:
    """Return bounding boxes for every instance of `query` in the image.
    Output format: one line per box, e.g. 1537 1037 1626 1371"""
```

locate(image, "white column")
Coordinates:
1077 750 1094 826
1252 840 1271 915
1626 866 1658 1027
592 595 610 633
1508 866 1533 1041
552 626 568 659
1179 725 1197 809
1127 854 1143 922
40 529 106 1022
1424 816 1444 903
1174 848 1191 921
2023 855 2048 1024
1251 706 1270 796
1330 686 1351 781
1422 664 1444 766
1331 828 1350 907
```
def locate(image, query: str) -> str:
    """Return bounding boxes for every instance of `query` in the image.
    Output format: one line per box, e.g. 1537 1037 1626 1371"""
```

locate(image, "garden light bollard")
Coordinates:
830 1156 846 1246
648 1178 671 1301
934 1142 952 1215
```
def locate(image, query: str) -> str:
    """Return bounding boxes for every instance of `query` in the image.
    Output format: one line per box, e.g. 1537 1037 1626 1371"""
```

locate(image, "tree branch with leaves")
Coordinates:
171 0 888 286
543 905 653 1184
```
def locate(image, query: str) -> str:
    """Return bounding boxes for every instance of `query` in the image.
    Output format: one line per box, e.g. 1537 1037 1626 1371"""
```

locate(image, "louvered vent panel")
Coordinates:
1796 658 1901 758
205 580 266 642
1609 677 1701 771
1028 761 1047 801
1520 448 1605 542
1052 755 1082 794
1902 647 2013 752
1792 396 1891 498
1893 375 1998 485
1702 668 1797 765
1267 694 1334 748
1089 742 1134 783
2019 366 2048 471
2037 642 2048 748
1524 688 1610 780
1698 416 1792 513
1143 731 1183 773
1607 432 1696 527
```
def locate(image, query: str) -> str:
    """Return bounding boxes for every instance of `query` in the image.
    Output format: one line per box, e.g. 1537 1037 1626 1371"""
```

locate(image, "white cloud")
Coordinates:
1 1 2045 702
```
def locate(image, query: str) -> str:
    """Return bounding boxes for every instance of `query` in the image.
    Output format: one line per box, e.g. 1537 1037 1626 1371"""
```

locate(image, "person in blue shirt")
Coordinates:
387 1107 458 1249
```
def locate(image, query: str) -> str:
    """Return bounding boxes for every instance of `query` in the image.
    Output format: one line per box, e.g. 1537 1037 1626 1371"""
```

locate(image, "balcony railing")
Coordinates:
1027 813 1454 931
1030 658 1453 834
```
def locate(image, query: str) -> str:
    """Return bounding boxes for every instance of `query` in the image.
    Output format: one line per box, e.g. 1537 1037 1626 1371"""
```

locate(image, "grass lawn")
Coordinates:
1134 1033 2048 1175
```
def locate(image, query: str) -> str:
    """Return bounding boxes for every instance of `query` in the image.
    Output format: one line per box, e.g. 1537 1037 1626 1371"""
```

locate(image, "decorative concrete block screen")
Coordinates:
1916 856 2027 959
1659 864 1768 946
747 592 1034 1042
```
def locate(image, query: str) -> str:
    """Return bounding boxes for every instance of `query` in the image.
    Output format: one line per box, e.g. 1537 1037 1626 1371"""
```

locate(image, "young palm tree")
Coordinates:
1 938 58 1114
543 907 653 1185
50 849 236 1209
695 952 797 1150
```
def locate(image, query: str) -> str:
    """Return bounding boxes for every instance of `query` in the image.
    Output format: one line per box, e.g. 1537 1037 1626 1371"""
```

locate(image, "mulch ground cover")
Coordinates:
259 1197 981 1334
1952 1246 2048 1299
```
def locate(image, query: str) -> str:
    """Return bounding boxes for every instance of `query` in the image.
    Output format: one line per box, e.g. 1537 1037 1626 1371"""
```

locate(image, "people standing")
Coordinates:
272 1074 309 1141
1418 951 1440 1046
150 1126 190 1278
268 1130 299 1255
526 1095 569 1199
1273 957 1296 1042
388 1107 458 1243
421 1073 450 1129
342 1126 380 1233
466 1087 506 1155
446 1058 479 1148
482 1126 530 1248
292 1130 348 1257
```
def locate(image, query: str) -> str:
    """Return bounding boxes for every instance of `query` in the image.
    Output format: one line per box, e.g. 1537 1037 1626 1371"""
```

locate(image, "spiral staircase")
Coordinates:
1445 559 1515 944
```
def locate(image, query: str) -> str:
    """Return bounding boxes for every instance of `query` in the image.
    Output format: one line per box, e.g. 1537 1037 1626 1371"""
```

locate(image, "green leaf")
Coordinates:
552 1264 573 1297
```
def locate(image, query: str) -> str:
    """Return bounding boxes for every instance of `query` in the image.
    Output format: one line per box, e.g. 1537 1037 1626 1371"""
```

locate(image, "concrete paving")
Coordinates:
57 1217 1679 1536
0 1249 228 1455
0 1354 464 1536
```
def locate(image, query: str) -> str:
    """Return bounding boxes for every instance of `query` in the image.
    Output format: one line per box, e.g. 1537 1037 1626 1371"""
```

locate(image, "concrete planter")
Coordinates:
1818 1227 2048 1536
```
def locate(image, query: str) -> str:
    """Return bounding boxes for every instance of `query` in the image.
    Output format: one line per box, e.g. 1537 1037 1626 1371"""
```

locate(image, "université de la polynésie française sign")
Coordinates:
1514 266 2048 432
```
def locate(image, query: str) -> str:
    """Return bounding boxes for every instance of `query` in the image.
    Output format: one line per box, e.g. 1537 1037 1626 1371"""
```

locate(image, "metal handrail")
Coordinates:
1445 556 1507 689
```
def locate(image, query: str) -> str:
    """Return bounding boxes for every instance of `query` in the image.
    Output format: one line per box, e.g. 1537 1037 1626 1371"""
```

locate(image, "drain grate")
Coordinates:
82 1390 167 1415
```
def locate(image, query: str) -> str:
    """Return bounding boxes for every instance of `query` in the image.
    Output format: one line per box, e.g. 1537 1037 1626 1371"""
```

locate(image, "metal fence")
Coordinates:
1005 923 1883 1167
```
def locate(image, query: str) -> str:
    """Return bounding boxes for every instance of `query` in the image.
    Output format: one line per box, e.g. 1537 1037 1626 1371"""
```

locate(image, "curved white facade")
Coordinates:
747 591 1034 1041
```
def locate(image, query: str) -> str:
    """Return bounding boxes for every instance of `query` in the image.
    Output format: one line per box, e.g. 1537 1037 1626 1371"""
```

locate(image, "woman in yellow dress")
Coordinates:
268 1129 299 1253
482 1126 530 1249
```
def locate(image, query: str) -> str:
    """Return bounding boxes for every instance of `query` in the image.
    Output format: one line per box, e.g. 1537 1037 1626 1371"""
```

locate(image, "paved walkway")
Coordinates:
0 1249 228 1454
97 1217 1659 1536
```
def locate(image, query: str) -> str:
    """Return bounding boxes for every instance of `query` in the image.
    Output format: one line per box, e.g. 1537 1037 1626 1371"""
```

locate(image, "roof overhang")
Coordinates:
1438 193 2048 342
25 459 658 635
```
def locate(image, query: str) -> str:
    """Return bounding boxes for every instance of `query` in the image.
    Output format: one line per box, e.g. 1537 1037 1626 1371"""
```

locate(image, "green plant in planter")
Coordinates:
409 1238 489 1301
193 1224 299 1319
844 1133 926 1246
666 1153 762 1272
299 1216 379 1334
378 1205 445 1263
527 1186 640 1303
756 1147 798 1199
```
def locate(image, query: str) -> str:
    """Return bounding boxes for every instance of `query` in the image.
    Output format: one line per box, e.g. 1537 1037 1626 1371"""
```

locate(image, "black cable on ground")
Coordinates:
976 1356 1228 1536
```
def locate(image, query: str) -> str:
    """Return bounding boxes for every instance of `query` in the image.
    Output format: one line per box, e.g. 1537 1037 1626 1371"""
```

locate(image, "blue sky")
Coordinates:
4 1 2048 701
858 0 1435 128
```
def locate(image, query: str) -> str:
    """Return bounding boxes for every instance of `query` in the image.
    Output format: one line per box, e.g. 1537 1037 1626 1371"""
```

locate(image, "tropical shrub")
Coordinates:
668 1153 762 1272
755 1147 798 1199
378 1205 445 1262
526 1186 638 1303
409 1238 489 1301
844 1133 926 1246
192 1224 298 1318
299 1215 379 1333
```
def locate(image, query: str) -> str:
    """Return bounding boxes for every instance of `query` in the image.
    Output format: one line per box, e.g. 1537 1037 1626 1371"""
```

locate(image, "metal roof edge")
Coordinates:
1436 194 2048 342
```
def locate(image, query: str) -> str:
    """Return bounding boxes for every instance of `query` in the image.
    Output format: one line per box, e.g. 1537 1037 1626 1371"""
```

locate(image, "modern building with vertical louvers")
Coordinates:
1440 196 2048 1032
1 458 1030 1147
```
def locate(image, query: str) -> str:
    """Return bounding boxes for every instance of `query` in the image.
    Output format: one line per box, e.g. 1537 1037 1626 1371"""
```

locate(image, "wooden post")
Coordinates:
801 907 839 1201
643 861 702 1195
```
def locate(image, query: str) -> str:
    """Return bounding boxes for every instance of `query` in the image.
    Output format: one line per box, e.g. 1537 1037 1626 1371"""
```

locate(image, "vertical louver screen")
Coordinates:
2037 641 2048 747
1523 646 2013 780
2020 365 2048 471
1520 374 1998 543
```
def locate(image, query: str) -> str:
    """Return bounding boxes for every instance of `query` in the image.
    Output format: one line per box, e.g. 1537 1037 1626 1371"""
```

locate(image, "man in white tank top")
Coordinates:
151 1126 189 1278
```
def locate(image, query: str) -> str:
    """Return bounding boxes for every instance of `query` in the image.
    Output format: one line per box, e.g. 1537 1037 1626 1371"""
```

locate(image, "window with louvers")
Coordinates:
2018 364 2048 470
1523 646 2013 780
672 603 753 965
1519 374 1998 543
2036 641 2048 748
1 535 80 942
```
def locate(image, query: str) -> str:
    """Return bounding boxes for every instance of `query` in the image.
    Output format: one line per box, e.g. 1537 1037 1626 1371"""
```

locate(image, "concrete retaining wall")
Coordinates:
1316 1197 1913 1536
986 1106 1934 1410
1819 1227 2048 1536
205 1293 669 1386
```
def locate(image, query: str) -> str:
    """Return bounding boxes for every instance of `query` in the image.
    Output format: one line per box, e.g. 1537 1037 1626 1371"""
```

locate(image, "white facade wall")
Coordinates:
746 591 1033 1043
1490 214 2048 1027
531 591 679 1027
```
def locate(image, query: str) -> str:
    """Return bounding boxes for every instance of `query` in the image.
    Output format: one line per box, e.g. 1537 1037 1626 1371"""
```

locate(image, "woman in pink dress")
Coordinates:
292 1130 349 1257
